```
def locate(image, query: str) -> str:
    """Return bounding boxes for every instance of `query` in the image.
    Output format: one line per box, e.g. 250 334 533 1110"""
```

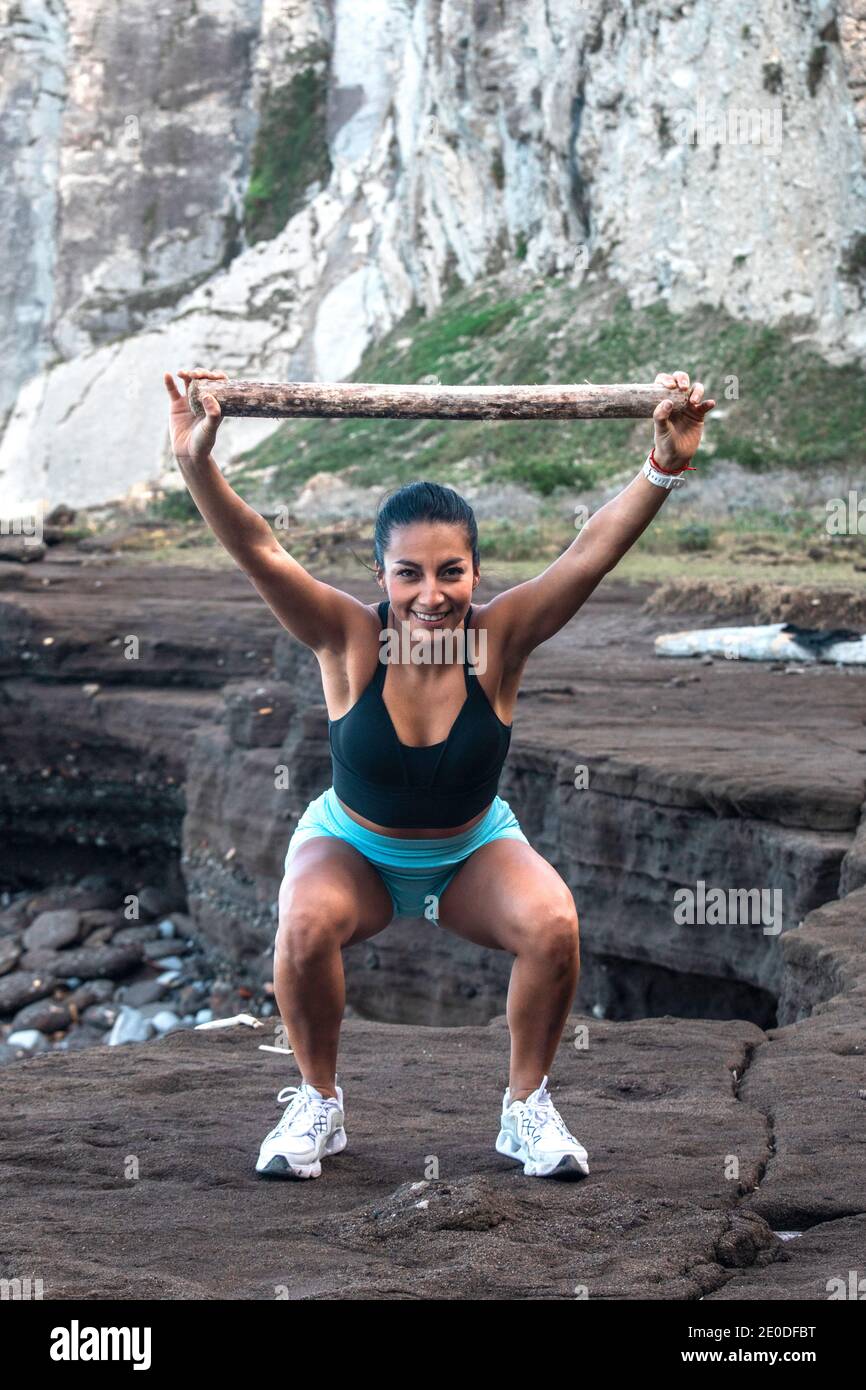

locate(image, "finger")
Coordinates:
673 370 690 390
654 373 677 388
688 381 704 405
164 372 182 401
202 393 222 416
700 399 716 412
653 399 674 426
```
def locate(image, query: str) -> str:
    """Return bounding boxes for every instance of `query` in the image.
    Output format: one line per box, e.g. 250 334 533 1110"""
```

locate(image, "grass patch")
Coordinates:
227 274 866 510
243 48 331 244
147 489 201 523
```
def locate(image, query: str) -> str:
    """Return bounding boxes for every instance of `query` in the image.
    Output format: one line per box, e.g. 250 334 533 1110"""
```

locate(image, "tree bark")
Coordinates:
187 379 689 420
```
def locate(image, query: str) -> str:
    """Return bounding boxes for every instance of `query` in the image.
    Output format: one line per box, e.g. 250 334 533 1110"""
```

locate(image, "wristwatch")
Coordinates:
642 453 687 490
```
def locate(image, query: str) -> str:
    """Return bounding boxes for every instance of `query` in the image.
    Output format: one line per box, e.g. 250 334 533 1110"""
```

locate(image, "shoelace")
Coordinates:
516 1078 576 1148
271 1084 335 1139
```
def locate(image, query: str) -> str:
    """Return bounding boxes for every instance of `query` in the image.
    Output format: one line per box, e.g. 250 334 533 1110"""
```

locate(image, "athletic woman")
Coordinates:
163 365 715 1182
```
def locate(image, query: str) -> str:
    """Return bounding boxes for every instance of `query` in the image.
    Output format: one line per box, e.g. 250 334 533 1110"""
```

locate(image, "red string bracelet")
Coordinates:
649 445 695 474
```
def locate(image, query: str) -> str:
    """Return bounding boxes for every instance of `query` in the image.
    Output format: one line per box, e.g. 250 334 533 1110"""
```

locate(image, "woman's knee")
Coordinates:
276 875 356 959
520 893 580 972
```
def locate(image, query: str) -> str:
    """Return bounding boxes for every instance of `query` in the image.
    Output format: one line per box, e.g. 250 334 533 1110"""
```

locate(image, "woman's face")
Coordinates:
379 522 478 633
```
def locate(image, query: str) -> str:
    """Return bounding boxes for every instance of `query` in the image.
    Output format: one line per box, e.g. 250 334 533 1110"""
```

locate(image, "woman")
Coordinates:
163 364 715 1183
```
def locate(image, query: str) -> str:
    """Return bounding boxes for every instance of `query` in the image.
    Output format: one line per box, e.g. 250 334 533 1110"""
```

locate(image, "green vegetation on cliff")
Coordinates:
231 274 866 498
244 48 331 244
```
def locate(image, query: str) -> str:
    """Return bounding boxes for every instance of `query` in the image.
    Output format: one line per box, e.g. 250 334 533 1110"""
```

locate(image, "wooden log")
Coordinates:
186 378 690 421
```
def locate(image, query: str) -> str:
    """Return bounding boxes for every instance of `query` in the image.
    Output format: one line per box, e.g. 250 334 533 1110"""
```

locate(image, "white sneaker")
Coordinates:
495 1074 589 1179
255 1077 346 1179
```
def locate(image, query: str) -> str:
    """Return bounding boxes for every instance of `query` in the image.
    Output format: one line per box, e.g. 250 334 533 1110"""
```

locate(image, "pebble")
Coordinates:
112 923 160 945
105 1005 153 1046
151 1010 182 1034
10 998 73 1034
0 937 22 975
68 979 115 1010
79 909 123 937
56 942 143 980
0 970 58 1016
177 983 205 1014
81 1003 121 1031
142 938 188 960
57 1026 110 1052
23 909 81 951
20 947 65 973
7 1029 50 1052
120 979 167 1007
78 926 113 948
1 881 271 1062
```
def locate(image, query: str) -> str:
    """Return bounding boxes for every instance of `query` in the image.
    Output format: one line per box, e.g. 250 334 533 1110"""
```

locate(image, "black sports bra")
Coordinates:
328 600 512 829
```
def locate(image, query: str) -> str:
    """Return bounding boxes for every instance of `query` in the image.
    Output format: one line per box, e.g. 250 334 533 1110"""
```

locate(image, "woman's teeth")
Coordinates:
412 609 449 623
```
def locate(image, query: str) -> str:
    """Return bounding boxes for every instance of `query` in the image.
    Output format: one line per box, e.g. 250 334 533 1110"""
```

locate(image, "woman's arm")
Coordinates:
485 369 716 663
163 367 366 654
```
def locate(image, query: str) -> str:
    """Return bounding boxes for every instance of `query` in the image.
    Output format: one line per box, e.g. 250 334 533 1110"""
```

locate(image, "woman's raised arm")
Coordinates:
163 367 365 654
484 369 716 666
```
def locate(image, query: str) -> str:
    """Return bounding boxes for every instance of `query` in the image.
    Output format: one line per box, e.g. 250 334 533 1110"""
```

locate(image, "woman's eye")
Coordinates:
395 567 464 578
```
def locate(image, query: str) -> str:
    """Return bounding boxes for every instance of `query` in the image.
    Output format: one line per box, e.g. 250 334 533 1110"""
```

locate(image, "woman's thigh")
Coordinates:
436 838 579 954
278 836 395 948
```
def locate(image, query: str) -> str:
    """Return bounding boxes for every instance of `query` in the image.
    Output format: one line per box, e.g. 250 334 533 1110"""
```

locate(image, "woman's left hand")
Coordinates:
652 370 716 470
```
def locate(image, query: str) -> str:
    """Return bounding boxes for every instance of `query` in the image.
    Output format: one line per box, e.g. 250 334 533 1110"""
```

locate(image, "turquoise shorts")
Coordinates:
284 786 529 920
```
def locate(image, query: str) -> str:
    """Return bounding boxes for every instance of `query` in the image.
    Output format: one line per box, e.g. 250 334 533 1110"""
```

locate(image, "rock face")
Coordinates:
0 557 274 883
2 0 866 511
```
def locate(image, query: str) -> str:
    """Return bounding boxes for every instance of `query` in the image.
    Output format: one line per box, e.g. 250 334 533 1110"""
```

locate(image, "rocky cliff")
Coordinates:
2 0 866 512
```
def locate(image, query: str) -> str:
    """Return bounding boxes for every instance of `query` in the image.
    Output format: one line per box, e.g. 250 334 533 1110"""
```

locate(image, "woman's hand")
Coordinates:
652 370 716 470
163 367 228 467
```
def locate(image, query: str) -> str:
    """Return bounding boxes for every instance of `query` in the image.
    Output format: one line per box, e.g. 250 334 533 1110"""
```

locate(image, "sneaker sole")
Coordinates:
256 1125 347 1180
495 1128 589 1180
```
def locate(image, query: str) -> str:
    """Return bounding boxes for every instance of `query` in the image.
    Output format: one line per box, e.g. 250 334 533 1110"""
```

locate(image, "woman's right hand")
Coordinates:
163 367 228 466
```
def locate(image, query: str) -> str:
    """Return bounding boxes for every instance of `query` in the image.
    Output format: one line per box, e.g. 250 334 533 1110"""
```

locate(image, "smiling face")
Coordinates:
378 521 479 633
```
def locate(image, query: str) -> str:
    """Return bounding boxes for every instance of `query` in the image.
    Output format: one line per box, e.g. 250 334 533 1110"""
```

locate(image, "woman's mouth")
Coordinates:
410 608 452 626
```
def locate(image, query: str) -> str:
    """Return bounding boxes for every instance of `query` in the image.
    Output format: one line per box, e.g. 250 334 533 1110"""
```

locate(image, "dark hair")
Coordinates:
373 480 479 572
